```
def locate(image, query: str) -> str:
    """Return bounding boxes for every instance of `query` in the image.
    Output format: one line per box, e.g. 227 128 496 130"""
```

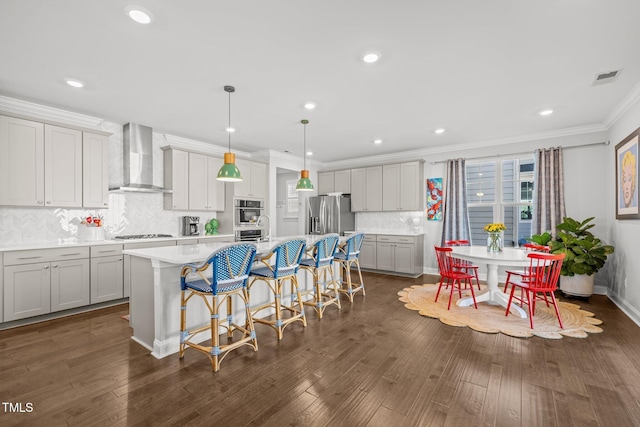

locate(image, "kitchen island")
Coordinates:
124 235 347 358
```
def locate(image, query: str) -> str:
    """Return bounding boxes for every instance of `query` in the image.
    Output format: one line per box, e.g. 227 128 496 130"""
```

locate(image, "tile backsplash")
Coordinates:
356 211 425 234
0 193 218 243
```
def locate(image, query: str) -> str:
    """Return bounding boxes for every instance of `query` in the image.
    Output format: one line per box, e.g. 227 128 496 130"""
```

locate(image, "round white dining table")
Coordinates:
450 246 531 318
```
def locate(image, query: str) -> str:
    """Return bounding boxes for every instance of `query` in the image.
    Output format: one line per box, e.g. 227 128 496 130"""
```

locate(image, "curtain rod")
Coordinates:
430 140 610 165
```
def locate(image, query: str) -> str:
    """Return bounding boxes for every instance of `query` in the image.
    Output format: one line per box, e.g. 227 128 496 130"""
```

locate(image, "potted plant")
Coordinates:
529 217 614 297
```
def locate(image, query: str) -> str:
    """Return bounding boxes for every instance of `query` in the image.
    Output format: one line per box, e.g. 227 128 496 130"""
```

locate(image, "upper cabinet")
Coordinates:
345 161 423 212
317 169 351 196
0 116 106 208
234 159 267 199
82 132 109 208
351 166 383 212
163 148 189 210
163 147 226 211
382 161 423 211
188 152 225 211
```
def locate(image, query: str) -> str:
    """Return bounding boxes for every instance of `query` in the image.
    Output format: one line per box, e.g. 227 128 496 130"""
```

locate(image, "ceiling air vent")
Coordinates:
593 69 621 85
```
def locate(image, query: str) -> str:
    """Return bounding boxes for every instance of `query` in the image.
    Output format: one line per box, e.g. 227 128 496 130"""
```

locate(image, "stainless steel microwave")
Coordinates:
235 199 265 225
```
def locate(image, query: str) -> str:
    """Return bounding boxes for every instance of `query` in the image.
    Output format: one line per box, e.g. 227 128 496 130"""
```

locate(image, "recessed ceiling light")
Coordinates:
226 127 235 133
125 5 154 24
539 109 554 116
434 128 446 134
304 102 316 110
306 151 313 156
362 52 381 63
373 139 383 144
65 79 84 88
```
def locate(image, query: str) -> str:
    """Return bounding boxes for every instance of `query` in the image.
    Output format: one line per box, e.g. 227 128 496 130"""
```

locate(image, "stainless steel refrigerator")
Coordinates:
306 195 355 235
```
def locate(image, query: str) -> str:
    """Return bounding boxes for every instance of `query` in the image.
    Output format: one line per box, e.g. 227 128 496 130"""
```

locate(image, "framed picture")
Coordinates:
616 127 640 219
426 178 443 221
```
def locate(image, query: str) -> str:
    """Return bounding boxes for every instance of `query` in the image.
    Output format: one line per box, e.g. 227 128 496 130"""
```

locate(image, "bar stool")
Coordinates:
333 232 366 303
299 234 342 318
248 238 307 340
179 243 257 372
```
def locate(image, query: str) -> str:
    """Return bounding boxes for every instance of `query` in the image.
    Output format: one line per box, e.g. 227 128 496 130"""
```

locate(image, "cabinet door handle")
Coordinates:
61 252 82 256
17 256 42 260
44 265 50 269
117 258 123 261
37 200 43 204
52 265 59 268
46 201 51 204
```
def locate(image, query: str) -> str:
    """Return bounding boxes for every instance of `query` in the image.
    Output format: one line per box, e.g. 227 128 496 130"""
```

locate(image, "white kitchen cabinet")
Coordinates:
90 245 124 304
163 148 189 210
1 115 109 209
317 172 334 195
383 161 423 212
3 247 90 321
50 259 90 312
374 235 424 277
188 152 225 211
234 159 267 199
351 166 382 212
44 124 83 208
82 132 109 208
0 116 45 207
358 235 377 270
317 170 351 196
334 170 351 194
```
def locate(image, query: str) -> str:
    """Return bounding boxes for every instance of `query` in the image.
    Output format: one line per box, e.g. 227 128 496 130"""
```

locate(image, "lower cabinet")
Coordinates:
358 235 377 270
3 247 90 322
90 246 124 304
358 234 424 277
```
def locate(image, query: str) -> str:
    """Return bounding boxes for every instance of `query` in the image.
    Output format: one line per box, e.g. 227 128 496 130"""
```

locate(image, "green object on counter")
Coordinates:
205 218 219 235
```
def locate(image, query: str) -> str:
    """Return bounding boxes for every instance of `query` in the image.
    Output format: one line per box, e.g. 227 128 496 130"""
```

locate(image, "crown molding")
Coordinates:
161 133 251 158
323 123 608 170
603 81 640 129
0 95 104 129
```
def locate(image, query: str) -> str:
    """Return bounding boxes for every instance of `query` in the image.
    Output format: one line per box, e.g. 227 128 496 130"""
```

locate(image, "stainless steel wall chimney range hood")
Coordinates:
109 123 171 193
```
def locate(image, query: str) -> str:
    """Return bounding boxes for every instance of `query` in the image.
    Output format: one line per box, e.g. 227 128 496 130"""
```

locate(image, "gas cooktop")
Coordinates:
114 234 174 240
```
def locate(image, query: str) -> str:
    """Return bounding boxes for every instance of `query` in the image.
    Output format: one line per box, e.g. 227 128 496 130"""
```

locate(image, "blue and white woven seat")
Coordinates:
299 233 341 318
179 243 257 372
248 238 307 340
333 232 366 303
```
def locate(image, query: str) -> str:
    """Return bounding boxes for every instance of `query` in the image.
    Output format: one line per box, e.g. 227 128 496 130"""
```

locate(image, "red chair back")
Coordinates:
445 240 470 246
523 243 550 253
435 246 455 274
525 252 565 291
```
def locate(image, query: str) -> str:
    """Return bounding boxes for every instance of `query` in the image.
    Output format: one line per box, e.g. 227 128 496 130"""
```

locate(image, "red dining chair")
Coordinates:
503 243 551 293
445 239 481 290
434 246 478 310
504 252 565 329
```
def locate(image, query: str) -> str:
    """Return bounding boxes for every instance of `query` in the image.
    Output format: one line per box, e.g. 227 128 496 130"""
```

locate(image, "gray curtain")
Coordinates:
441 158 471 244
532 147 566 237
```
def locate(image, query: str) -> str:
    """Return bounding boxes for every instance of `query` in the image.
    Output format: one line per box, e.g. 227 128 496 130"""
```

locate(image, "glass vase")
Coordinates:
487 232 503 253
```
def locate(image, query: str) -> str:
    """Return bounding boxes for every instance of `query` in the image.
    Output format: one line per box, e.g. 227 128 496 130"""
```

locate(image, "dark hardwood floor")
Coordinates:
1 272 640 426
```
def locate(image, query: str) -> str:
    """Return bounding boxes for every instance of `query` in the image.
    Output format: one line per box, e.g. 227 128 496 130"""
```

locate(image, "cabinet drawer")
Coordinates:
376 235 415 244
90 245 123 257
363 235 377 243
4 247 90 265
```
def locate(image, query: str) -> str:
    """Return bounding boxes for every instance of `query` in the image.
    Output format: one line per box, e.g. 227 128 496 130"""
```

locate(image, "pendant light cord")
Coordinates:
228 90 231 153
303 122 307 170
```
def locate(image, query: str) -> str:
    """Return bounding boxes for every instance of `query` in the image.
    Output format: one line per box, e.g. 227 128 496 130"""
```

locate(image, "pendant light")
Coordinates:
296 119 314 191
216 85 243 182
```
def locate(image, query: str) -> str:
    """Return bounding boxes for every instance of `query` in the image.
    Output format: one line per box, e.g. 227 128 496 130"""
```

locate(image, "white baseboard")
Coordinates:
607 291 640 328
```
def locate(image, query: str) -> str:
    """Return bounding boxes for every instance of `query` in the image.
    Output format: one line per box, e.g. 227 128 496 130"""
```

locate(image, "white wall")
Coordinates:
606 97 640 323
275 170 300 237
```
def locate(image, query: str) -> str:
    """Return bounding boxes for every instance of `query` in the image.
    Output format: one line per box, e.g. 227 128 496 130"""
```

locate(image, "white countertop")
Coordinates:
0 234 234 252
123 235 348 265
352 230 425 236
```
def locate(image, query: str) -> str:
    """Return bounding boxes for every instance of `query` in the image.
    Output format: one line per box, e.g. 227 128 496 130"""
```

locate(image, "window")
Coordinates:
285 179 299 217
466 157 534 247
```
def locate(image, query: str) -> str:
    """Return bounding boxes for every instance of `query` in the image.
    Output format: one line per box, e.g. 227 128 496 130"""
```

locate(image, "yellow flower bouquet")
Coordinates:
483 223 506 232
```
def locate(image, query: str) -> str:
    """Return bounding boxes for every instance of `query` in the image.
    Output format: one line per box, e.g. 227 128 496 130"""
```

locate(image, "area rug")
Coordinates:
398 284 603 339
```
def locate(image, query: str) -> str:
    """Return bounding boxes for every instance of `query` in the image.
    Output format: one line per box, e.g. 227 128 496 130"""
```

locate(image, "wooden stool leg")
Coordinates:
211 294 221 372
355 259 365 296
274 280 284 340
226 294 233 339
242 287 259 351
179 289 187 358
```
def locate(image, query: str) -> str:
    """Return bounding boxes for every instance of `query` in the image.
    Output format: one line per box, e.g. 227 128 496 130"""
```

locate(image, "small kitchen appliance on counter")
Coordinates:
181 216 200 236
